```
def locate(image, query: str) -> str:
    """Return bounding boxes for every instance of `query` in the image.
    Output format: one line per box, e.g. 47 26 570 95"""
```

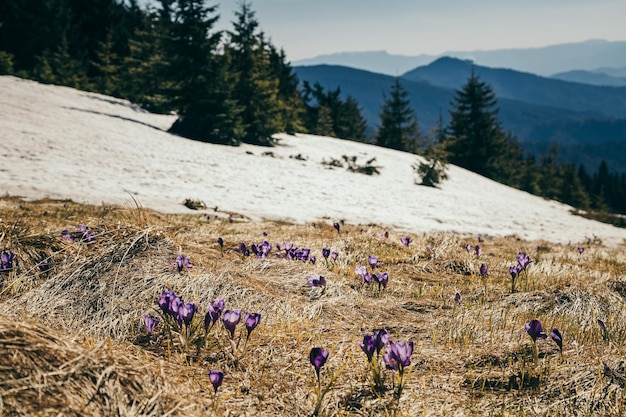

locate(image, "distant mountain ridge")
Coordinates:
293 59 626 173
293 39 626 77
550 70 626 87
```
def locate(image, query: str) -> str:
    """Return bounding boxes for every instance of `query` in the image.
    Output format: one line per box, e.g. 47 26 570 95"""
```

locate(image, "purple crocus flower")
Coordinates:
244 312 261 337
509 265 520 279
309 255 317 265
374 328 389 355
333 222 340 233
474 245 482 258
383 351 398 371
577 247 584 255
283 242 293 252
465 244 472 254
209 370 224 394
158 290 175 314
400 236 412 247
322 248 331 259
222 309 242 339
205 299 225 332
61 229 74 242
387 340 414 370
360 334 376 361
517 252 532 270
168 295 183 319
368 255 379 269
307 275 327 288
355 265 367 276
525 319 548 342
454 292 461 304
331 251 338 261
173 254 192 273
479 263 488 277
144 314 159 334
309 347 329 378
0 250 15 271
217 237 224 248
550 328 563 352
373 272 389 290
179 302 197 326
263 231 268 236
236 243 250 257
382 231 389 238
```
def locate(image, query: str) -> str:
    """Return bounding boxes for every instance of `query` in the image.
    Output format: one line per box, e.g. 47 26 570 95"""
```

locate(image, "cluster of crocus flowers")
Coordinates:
321 247 339 267
307 275 327 289
360 328 413 398
465 244 482 258
158 289 197 329
509 251 532 293
171 254 192 273
250 241 273 258
359 329 389 391
0 249 15 272
222 309 261 359
61 225 95 243
355 256 389 294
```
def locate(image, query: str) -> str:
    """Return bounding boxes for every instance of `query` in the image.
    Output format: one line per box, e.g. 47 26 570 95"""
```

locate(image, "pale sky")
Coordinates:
208 0 626 61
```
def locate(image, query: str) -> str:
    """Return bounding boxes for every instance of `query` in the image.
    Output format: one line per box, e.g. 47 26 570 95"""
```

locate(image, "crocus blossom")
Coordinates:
331 251 338 261
454 292 461 304
173 254 192 272
479 263 488 277
244 312 261 337
209 370 224 394
550 328 563 352
387 340 414 370
0 250 15 271
222 309 242 339
368 255 379 269
360 334 376 361
205 299 225 331
525 319 547 342
179 302 197 326
400 236 412 246
322 248 330 259
144 314 159 334
517 252 532 270
577 247 584 255
333 222 340 233
307 275 327 288
217 237 224 248
309 347 329 378
374 329 389 354
373 272 389 290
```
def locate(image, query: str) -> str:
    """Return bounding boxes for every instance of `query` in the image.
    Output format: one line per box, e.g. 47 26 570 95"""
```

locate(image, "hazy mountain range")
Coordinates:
294 54 626 173
293 39 626 78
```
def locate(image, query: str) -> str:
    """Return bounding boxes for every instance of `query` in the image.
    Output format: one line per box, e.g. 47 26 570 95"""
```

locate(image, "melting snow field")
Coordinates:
1 75 625 246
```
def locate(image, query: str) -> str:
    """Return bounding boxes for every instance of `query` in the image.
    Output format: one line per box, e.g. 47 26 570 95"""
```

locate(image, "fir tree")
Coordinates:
445 69 508 180
226 1 282 146
165 0 242 145
375 78 420 153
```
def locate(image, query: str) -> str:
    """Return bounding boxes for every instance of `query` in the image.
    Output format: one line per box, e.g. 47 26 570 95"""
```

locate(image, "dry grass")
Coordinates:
1 196 626 416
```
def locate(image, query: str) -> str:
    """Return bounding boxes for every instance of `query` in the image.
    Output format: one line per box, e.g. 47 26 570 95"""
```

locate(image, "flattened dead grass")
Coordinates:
1 197 626 416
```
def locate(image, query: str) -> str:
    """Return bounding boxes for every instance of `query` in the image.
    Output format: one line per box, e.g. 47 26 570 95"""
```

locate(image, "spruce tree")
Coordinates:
375 78 420 153
226 1 282 146
165 0 242 145
445 69 508 179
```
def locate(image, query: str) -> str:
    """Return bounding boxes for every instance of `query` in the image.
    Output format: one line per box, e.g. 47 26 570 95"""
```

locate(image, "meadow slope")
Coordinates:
1 76 626 416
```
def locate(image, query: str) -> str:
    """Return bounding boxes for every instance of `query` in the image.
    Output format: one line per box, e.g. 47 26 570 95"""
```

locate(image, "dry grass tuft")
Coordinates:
1 196 626 416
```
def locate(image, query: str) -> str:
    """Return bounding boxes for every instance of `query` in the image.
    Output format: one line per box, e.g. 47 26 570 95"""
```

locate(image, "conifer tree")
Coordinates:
226 1 282 146
165 0 242 145
335 96 369 142
445 69 508 179
375 78 420 153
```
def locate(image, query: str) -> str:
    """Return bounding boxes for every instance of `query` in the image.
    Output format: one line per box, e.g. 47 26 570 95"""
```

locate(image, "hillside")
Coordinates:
1 75 624 245
294 64 626 173
1 76 626 416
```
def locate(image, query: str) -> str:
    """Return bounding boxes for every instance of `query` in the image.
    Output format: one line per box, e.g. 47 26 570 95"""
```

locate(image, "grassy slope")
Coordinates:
1 197 625 416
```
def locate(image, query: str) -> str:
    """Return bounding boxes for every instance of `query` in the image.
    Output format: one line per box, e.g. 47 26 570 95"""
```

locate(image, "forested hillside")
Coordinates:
1 0 625 219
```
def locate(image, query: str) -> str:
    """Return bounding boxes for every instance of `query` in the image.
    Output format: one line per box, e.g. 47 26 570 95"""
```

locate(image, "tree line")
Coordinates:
1 0 624 219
